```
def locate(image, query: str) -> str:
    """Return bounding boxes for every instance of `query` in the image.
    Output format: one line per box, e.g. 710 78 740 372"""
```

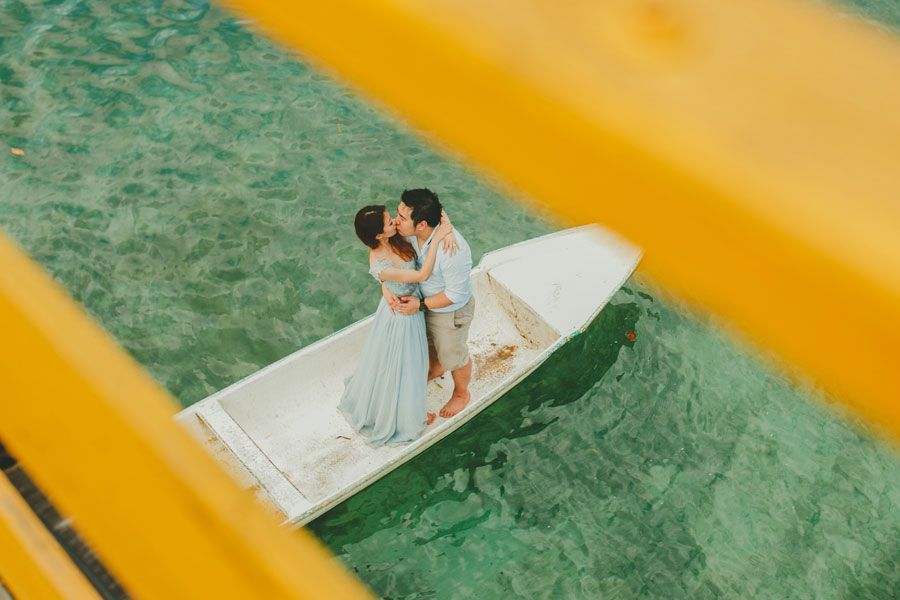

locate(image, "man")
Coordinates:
393 188 475 418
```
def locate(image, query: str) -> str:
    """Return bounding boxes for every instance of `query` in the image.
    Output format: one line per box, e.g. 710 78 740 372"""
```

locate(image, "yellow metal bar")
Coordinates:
0 231 371 598
0 472 99 600
220 0 900 437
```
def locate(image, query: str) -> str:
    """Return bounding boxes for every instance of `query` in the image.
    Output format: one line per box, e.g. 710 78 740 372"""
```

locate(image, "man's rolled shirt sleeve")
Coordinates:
440 247 473 306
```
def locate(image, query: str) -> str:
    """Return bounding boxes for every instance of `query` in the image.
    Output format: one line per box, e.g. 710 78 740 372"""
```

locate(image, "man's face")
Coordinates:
395 202 417 237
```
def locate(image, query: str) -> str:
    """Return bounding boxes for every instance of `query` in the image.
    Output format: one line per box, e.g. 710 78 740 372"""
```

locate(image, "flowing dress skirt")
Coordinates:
338 298 429 446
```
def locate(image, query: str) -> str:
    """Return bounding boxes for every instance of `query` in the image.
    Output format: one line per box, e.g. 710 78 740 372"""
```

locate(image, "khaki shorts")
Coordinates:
425 298 475 372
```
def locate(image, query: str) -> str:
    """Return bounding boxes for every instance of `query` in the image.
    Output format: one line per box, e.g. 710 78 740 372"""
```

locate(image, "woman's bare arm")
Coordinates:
441 210 458 256
377 220 453 283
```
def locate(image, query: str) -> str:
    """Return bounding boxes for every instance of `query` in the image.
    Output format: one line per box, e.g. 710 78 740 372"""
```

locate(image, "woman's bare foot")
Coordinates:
425 412 436 425
439 391 471 418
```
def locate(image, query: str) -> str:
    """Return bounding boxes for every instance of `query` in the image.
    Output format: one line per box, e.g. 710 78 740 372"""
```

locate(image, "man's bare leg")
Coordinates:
439 359 472 417
425 347 442 423
427 346 445 381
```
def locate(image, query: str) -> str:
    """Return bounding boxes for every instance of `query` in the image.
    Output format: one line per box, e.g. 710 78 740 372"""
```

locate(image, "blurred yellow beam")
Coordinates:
0 473 99 600
0 231 371 598
221 0 900 437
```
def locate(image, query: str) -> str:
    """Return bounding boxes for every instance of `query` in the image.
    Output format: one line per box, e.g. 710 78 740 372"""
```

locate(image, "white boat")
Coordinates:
175 225 641 526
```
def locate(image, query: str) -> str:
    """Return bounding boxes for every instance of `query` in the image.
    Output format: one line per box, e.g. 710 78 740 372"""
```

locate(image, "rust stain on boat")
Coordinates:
475 343 518 379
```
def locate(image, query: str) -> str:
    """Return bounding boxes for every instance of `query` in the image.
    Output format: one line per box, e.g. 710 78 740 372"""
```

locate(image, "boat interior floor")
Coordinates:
220 272 557 509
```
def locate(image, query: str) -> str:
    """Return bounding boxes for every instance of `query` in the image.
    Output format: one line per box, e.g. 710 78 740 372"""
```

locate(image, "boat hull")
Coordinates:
176 225 640 526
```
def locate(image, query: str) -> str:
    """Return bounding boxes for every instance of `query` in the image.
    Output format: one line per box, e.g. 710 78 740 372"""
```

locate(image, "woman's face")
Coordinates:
379 210 397 240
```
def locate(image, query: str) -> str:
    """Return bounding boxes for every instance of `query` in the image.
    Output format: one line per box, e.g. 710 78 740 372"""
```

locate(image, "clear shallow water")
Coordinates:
0 0 551 403
1 1 898 598
310 285 900 598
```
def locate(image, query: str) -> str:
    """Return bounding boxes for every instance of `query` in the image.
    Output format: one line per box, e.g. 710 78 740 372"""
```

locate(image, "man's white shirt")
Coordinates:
408 229 473 313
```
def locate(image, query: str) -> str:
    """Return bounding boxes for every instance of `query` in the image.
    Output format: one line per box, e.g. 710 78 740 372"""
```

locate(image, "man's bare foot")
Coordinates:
439 391 471 418
425 412 436 425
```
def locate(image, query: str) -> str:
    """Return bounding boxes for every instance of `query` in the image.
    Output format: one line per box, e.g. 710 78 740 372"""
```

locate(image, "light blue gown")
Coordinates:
338 257 429 446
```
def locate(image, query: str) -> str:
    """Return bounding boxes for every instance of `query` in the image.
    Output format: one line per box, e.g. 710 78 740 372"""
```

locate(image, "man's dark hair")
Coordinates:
401 188 443 228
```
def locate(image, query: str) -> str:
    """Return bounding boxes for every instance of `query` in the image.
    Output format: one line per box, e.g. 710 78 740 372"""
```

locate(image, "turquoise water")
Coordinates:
2 1 898 598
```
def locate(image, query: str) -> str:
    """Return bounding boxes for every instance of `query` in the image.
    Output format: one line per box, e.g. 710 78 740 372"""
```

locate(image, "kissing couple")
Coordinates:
338 188 476 446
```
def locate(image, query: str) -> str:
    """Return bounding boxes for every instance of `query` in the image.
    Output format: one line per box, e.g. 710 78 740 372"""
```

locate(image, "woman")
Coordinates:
338 205 455 446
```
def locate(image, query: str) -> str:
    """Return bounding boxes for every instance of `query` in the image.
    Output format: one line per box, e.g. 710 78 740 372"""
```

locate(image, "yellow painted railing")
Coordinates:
0 231 372 598
1 0 899 598
221 0 900 438
0 472 98 599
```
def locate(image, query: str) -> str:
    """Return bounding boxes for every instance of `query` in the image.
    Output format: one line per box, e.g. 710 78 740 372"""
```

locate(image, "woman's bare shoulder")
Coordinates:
369 248 395 266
